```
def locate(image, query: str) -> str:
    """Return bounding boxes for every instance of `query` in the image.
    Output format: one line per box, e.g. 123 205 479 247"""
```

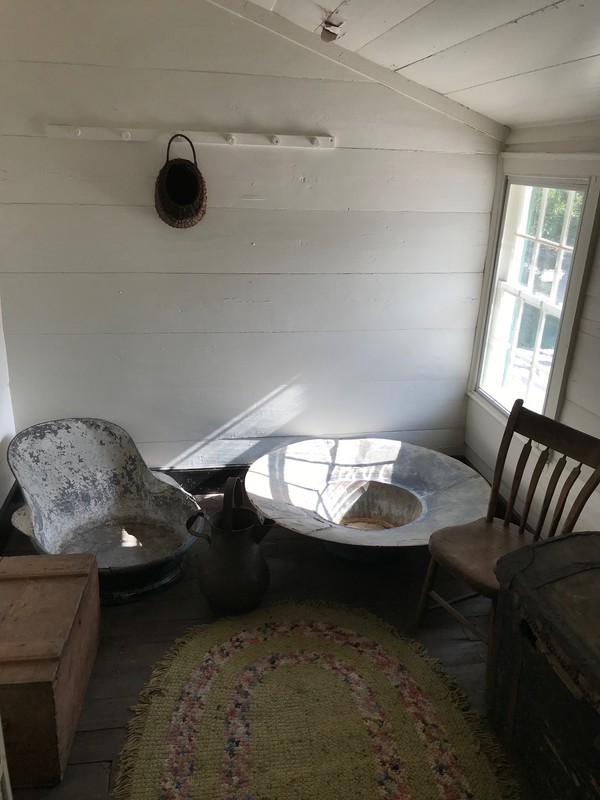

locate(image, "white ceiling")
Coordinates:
251 0 600 129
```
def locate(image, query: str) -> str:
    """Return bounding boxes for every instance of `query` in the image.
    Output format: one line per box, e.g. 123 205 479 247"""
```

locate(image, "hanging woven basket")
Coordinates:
154 134 207 229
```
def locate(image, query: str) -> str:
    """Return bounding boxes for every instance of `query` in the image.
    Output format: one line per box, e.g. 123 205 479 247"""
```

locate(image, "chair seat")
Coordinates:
429 517 533 598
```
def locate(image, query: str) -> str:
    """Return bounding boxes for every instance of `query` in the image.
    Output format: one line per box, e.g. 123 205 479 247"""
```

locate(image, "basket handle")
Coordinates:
165 134 197 166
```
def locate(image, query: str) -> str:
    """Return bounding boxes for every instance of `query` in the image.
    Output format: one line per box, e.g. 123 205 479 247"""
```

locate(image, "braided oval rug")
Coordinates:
113 603 519 800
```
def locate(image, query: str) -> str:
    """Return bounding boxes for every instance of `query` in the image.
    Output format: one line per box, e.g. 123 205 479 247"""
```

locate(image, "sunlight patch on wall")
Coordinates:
164 379 305 469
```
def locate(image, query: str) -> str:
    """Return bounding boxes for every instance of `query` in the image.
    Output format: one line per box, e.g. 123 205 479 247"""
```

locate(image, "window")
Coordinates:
477 178 587 414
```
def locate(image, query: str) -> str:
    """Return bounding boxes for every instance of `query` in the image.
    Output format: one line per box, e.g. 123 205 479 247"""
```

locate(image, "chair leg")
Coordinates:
415 556 438 626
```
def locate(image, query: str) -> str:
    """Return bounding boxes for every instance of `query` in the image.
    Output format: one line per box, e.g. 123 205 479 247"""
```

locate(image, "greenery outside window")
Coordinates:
477 179 587 414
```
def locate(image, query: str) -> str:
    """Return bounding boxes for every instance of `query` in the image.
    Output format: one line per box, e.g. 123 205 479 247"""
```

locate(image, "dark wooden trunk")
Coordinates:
489 532 600 800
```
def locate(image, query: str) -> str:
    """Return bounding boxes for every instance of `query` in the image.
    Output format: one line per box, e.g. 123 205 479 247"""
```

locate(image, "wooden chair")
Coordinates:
415 398 600 643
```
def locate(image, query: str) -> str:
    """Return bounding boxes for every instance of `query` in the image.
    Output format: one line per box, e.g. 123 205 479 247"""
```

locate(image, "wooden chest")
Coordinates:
0 554 99 788
490 532 600 800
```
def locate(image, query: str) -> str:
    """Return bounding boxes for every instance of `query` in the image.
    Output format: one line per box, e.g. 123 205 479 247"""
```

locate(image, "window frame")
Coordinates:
469 153 600 420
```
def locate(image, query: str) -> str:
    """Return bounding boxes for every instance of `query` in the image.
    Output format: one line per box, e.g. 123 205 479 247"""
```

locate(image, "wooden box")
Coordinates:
0 554 99 788
489 532 600 800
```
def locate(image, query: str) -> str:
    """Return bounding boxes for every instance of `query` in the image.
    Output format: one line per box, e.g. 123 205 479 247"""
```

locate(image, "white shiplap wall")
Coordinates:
255 0 600 128
0 312 15 503
466 123 600 530
0 0 501 478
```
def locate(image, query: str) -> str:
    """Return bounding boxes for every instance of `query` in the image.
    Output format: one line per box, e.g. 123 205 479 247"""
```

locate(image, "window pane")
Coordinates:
525 186 542 236
480 290 517 407
533 244 558 297
478 181 586 414
530 315 560 411
556 250 572 306
518 238 534 286
566 191 584 246
542 188 567 242
517 303 540 350
541 314 559 351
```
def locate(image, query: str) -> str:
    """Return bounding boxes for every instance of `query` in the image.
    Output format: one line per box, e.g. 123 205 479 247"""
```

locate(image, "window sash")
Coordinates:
470 154 599 420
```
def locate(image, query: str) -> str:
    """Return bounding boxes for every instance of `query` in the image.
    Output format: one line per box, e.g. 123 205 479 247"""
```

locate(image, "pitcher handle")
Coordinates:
239 478 259 514
222 476 245 533
186 510 211 544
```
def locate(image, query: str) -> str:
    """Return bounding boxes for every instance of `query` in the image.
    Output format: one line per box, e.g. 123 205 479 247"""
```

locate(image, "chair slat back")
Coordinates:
536 454 567 537
548 464 582 537
504 438 532 525
562 466 600 533
518 445 550 534
487 399 600 537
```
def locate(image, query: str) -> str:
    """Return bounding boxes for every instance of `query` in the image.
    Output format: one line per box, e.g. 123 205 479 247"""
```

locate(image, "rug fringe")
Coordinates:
112 624 211 800
262 600 522 799
112 599 522 800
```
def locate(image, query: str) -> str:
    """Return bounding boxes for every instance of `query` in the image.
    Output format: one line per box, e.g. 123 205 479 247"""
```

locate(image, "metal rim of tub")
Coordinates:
245 437 490 548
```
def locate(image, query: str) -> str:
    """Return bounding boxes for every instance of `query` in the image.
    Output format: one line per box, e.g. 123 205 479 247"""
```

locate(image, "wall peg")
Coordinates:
45 125 335 149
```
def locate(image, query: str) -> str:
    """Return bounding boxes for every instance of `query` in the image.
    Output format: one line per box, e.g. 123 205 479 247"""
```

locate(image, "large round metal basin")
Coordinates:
245 438 489 548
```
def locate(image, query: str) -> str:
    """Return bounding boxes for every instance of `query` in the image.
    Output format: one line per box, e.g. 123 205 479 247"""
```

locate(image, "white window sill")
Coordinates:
467 389 510 426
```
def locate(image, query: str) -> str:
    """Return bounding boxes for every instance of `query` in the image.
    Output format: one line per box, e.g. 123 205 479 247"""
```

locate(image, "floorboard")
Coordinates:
5 490 510 800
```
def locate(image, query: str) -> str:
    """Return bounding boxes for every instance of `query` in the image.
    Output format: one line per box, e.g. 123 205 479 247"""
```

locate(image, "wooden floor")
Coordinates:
5 490 500 800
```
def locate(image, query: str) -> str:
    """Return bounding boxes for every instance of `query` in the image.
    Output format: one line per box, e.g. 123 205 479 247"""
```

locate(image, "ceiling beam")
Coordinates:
204 0 509 144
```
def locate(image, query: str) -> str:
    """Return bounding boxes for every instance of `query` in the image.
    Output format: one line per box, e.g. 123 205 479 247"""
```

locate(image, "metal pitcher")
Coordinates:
186 477 273 612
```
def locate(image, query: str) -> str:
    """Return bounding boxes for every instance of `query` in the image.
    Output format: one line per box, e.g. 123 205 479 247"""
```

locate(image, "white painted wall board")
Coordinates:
1 0 504 471
398 0 600 95
5 337 469 441
502 152 600 179
358 0 558 72
465 396 505 480
238 0 598 132
506 139 600 155
568 331 600 377
580 313 600 340
252 0 276 9
139 426 467 468
267 0 324 32
0 0 364 82
0 273 482 334
203 0 508 141
583 267 600 301
565 367 600 421
4 329 472 387
0 62 500 154
0 305 16 503
561 398 600 440
0 139 497 211
331 0 435 52
273 0 433 52
508 118 600 148
0 206 491 276
448 57 600 127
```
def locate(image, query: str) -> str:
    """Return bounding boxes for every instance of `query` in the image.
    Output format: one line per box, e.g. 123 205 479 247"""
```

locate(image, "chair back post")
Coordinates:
561 465 600 533
486 399 524 523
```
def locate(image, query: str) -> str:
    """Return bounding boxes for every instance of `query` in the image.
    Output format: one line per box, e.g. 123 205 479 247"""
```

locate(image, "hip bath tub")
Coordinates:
245 438 489 553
